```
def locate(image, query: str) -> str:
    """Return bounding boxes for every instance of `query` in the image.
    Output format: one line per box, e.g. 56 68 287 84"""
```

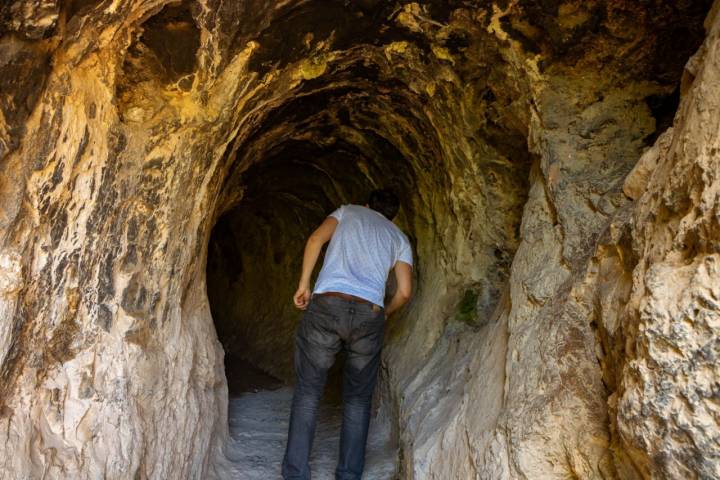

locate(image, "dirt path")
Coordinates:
218 387 398 479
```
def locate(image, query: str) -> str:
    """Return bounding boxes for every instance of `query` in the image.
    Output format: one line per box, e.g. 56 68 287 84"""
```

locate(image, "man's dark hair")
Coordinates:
367 188 400 220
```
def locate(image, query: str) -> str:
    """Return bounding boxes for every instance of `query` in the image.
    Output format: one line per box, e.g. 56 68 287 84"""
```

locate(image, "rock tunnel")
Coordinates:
1 1 719 479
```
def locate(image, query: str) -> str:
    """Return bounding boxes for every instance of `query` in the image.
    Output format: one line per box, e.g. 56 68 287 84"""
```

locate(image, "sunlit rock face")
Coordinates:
0 0 717 479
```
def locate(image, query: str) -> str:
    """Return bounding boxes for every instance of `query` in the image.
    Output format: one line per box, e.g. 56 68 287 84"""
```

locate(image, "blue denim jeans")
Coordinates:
282 294 385 480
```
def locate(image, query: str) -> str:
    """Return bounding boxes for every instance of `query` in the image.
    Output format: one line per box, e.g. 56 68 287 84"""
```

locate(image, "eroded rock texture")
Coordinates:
0 0 717 479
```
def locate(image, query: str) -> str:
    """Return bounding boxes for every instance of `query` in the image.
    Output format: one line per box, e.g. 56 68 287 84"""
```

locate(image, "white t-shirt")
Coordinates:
313 204 413 306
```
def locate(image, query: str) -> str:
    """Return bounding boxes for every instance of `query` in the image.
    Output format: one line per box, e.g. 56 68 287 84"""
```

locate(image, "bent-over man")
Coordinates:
282 188 413 480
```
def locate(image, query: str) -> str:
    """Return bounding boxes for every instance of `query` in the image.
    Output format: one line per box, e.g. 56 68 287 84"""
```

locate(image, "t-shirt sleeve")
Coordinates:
328 205 344 222
396 237 413 267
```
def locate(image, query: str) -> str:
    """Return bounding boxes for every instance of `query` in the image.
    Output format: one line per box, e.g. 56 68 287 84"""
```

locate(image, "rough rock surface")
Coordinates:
0 0 717 479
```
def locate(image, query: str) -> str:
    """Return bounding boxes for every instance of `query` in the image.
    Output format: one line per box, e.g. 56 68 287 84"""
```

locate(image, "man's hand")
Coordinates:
293 284 312 310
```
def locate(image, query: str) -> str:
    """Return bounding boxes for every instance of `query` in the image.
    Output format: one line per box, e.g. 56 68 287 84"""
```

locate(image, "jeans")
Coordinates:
282 294 385 480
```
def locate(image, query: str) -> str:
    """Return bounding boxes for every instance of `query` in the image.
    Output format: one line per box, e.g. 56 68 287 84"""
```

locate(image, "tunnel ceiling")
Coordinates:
187 0 712 277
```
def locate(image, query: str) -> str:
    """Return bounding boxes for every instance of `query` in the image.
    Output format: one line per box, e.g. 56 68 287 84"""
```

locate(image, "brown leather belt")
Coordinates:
315 291 382 312
316 291 370 304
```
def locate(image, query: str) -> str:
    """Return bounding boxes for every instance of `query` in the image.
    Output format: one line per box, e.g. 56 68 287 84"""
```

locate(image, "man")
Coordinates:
282 188 413 480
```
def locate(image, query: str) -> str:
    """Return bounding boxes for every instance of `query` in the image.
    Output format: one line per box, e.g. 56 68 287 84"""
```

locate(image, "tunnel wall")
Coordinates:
382 5 720 479
0 2 234 477
0 1 717 479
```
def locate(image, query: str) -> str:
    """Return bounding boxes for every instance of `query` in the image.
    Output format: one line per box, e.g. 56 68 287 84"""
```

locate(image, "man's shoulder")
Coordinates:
384 221 410 246
396 228 411 246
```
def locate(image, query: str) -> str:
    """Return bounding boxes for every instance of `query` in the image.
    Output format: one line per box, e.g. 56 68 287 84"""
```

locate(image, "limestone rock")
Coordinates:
623 128 673 201
0 1 717 479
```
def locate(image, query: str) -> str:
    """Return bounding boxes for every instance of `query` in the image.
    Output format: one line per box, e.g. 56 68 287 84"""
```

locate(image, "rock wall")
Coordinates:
598 9 720 476
0 1 716 479
385 3 717 479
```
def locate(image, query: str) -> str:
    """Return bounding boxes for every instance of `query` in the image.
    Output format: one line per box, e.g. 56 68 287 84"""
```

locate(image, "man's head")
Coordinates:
367 188 400 220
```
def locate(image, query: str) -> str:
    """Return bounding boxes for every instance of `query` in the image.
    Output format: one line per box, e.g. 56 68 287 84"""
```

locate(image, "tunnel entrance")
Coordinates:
205 147 404 476
0 0 714 478
206 144 384 393
202 15 537 473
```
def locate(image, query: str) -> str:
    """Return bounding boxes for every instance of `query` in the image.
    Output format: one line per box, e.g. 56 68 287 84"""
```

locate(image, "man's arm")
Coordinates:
385 261 412 316
293 216 338 309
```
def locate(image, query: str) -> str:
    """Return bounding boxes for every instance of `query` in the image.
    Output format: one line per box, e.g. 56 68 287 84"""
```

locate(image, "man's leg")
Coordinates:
283 298 341 480
335 309 385 480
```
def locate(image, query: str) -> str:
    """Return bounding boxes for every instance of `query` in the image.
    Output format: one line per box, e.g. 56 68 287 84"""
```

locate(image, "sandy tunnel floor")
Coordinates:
219 387 398 479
